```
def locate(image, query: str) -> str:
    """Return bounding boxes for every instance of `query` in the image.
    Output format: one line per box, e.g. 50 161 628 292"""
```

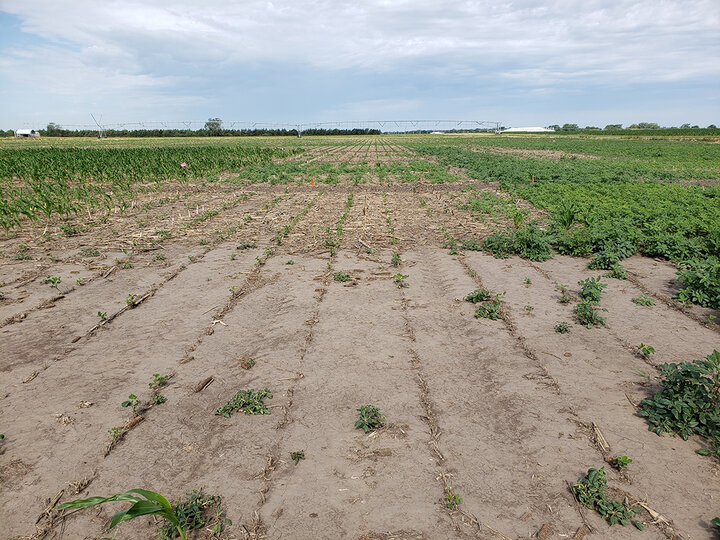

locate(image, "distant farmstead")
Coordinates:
501 126 554 133
15 129 40 138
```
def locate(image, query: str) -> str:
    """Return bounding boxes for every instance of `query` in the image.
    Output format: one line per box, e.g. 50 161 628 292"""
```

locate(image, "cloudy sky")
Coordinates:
1 1 718 129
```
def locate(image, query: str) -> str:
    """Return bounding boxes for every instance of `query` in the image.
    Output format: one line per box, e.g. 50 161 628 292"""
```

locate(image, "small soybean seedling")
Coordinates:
149 373 169 388
555 322 572 333
43 276 61 289
524 305 534 311
631 295 655 306
108 427 121 441
611 456 632 470
290 451 305 464
637 343 655 358
97 311 107 321
391 253 401 267
524 277 532 285
445 492 462 509
333 271 351 283
121 394 141 414
125 293 136 306
557 284 572 304
393 273 409 288
152 395 166 405
355 405 385 433
286 259 294 265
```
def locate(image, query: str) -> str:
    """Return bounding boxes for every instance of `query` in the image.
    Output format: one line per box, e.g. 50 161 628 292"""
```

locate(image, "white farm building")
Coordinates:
15 129 40 138
500 126 554 133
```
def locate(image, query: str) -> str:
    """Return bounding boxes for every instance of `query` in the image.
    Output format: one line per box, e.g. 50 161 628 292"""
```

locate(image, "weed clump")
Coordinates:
482 223 554 262
555 322 572 333
578 276 607 304
638 350 720 459
675 257 720 309
215 388 272 417
355 405 385 433
474 293 503 320
574 300 607 328
465 289 491 303
632 295 655 306
333 271 351 282
158 490 230 540
572 467 639 527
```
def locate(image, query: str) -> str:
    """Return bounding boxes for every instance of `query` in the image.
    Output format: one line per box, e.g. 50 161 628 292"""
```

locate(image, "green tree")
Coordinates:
46 122 62 136
204 118 223 136
629 122 660 129
561 123 579 131
604 124 622 130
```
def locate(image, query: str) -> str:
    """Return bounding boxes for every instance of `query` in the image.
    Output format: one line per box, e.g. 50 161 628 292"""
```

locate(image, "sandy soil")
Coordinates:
1 157 719 540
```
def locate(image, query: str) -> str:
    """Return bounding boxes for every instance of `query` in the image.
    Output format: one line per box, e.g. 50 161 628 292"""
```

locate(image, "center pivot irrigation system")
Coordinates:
61 119 502 137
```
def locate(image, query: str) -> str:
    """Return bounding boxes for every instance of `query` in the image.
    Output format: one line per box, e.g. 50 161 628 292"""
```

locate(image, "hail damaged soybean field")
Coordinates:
1 134 719 539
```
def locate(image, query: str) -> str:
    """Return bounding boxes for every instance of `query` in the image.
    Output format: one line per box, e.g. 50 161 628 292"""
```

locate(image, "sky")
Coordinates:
0 0 718 130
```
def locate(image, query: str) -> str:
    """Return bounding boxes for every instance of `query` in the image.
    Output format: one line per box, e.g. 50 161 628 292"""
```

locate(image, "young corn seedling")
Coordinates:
355 405 385 433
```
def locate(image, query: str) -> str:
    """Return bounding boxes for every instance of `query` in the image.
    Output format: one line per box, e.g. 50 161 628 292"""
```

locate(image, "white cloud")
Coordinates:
2 1 718 77
0 0 718 125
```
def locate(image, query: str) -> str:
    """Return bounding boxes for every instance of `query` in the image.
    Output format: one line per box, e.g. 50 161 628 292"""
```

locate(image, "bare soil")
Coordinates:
1 154 719 539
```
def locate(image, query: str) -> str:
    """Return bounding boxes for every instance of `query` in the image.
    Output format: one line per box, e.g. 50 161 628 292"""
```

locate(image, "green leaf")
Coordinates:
697 448 711 456
633 520 644 530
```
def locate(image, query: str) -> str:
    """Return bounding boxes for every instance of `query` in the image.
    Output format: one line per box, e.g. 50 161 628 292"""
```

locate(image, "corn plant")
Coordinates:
56 488 227 540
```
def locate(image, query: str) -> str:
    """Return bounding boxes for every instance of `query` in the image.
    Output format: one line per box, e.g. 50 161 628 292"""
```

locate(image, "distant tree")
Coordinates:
680 123 691 129
204 118 223 136
629 122 660 129
547 125 560 131
561 123 579 131
584 126 601 131
604 124 622 130
46 122 62 134
708 124 717 129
